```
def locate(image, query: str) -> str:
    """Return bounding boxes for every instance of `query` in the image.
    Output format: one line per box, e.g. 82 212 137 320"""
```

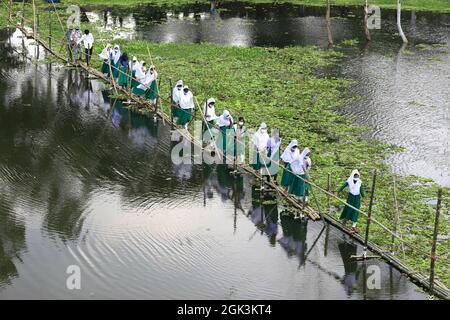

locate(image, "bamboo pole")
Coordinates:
391 176 401 254
397 0 408 43
48 11 52 50
327 173 331 214
363 170 377 258
155 77 161 114
8 0 12 26
108 57 118 95
169 79 174 130
32 0 37 37
429 188 442 293
21 0 25 28
364 0 372 41
325 0 333 47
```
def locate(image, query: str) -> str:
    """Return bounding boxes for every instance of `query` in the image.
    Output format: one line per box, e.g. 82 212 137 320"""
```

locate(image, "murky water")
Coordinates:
0 30 427 299
84 2 450 186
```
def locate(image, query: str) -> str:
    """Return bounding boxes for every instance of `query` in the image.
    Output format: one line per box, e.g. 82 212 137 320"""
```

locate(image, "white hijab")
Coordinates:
300 147 312 172
281 139 298 163
217 110 232 127
112 45 121 64
253 123 269 151
134 61 145 80
98 43 112 60
347 169 362 196
203 98 217 121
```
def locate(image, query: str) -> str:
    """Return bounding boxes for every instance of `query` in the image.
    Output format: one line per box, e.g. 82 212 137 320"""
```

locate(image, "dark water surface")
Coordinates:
84 2 450 186
0 29 427 299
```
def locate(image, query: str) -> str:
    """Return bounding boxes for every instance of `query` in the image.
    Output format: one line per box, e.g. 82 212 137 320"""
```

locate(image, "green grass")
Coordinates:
2 0 450 294
63 0 450 12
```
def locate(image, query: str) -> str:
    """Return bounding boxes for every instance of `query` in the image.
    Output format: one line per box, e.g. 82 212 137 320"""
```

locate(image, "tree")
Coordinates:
397 0 408 43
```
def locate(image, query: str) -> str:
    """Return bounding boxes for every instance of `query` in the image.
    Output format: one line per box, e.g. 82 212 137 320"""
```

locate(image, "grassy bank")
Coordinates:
63 0 450 12
2 2 450 293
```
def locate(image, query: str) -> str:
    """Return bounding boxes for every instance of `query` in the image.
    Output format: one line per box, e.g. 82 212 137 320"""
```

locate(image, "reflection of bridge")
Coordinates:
5 3 449 299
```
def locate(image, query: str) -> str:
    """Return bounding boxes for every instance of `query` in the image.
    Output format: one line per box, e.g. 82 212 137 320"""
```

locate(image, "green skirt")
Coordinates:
177 108 192 126
118 65 129 87
112 61 120 79
145 80 158 100
101 61 110 75
339 194 362 223
131 70 138 88
281 163 294 187
132 87 146 95
252 152 262 171
289 174 307 197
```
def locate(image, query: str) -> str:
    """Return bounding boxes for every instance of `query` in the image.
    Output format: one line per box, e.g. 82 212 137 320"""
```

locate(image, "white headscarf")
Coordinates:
253 123 269 151
291 147 311 175
217 110 232 127
172 80 184 104
204 98 217 121
300 147 312 171
347 169 362 195
179 86 194 109
134 61 145 80
137 67 156 89
112 45 121 64
98 43 112 60
131 57 140 71
281 139 298 163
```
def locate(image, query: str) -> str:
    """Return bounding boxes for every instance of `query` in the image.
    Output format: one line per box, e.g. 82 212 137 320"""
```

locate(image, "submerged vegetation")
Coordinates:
1 0 449 293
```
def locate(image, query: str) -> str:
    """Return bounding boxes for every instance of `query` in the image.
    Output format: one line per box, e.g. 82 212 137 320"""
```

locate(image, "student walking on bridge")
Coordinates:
280 139 299 191
336 169 365 234
78 29 94 65
177 86 194 129
289 147 311 203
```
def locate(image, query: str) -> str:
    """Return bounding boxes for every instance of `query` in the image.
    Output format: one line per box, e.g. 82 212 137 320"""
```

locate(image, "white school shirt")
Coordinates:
79 33 94 49
179 92 194 109
172 87 183 104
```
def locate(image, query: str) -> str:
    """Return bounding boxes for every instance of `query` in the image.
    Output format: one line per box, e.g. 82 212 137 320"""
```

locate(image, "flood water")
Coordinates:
0 29 428 299
85 1 450 186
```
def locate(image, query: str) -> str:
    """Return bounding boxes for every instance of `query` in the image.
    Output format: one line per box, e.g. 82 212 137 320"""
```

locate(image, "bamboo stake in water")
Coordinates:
391 176 400 254
327 172 331 214
429 188 442 293
363 170 377 258
364 0 372 41
48 11 52 49
21 0 25 28
32 0 37 37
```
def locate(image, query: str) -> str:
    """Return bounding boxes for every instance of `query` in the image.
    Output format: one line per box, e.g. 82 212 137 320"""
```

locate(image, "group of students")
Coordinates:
95 48 365 234
98 44 159 104
66 28 94 65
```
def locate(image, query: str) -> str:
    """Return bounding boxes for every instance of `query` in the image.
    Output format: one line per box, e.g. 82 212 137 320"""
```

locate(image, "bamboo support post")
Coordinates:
32 0 37 37
169 79 174 130
327 173 331 214
48 12 52 49
363 170 377 258
8 0 12 25
391 176 400 254
364 0 372 41
429 188 442 293
155 77 161 114
21 0 25 27
325 0 333 47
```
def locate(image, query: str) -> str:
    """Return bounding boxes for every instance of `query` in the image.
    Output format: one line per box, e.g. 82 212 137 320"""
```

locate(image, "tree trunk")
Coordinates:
326 0 333 47
364 0 371 41
397 0 408 43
